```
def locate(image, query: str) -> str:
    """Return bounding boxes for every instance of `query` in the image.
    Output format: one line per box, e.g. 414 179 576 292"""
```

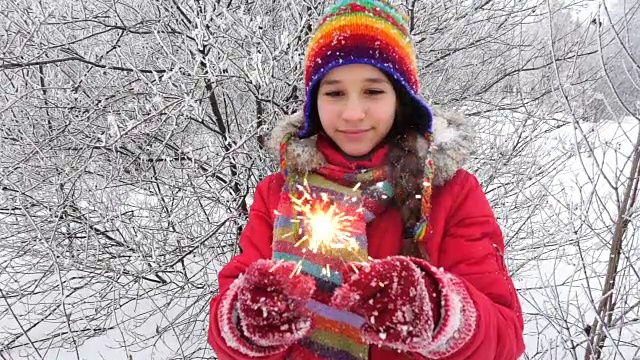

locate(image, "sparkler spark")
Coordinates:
292 195 360 254
279 177 366 278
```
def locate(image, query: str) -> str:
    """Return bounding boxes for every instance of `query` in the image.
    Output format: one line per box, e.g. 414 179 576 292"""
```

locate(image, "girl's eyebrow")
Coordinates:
319 77 390 87
320 78 341 87
364 77 390 84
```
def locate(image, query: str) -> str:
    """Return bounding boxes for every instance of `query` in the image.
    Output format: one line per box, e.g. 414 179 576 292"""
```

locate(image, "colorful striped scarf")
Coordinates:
272 145 393 360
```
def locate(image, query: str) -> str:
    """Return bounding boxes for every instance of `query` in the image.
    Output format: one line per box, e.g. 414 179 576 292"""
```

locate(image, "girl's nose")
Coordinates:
341 97 366 122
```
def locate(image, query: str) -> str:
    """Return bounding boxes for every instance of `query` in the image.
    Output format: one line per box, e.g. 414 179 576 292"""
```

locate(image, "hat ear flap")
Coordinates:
299 86 322 138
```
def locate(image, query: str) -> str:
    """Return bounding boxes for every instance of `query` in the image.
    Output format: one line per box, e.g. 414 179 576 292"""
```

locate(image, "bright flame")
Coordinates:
294 198 360 254
283 178 365 277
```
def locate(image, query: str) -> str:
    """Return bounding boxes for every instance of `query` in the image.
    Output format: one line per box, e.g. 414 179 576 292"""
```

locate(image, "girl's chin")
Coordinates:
338 145 375 157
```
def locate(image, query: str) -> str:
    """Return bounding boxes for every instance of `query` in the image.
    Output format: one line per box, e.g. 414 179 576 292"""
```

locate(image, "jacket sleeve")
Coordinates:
208 173 291 360
412 170 525 360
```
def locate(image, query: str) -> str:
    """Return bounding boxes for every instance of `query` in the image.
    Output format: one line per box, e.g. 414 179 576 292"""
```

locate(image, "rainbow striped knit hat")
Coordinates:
300 0 433 138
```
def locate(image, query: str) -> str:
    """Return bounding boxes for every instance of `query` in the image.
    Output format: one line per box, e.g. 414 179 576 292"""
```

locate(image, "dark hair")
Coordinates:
309 72 428 258
385 79 427 259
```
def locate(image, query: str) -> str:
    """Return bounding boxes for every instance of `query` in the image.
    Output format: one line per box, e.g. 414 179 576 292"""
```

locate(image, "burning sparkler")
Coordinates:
275 176 368 278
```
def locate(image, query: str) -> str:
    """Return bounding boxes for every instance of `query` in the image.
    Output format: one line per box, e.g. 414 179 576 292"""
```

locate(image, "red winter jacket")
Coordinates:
208 111 525 359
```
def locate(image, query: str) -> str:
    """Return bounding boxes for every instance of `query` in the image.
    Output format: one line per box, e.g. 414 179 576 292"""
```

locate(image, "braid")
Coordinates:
383 72 433 260
388 131 427 259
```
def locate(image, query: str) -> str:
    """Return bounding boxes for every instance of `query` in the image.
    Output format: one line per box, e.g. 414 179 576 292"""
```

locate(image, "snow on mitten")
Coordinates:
237 260 316 346
331 256 438 352
218 259 316 356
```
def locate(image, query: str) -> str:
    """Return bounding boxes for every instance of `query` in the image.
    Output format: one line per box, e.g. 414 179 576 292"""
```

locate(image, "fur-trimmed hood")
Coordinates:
267 108 474 186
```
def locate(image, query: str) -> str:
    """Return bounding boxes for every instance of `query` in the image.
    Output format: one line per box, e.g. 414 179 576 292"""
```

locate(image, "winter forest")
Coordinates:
1 0 640 359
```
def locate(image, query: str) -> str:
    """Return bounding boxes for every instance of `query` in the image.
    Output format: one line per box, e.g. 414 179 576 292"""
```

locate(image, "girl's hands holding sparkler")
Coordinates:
236 259 316 347
332 256 441 353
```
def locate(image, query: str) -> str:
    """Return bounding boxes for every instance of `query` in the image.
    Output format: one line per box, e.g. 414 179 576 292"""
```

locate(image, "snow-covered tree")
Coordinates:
1 0 638 359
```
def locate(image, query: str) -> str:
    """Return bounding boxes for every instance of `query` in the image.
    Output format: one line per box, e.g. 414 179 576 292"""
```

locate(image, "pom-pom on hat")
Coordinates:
300 0 433 138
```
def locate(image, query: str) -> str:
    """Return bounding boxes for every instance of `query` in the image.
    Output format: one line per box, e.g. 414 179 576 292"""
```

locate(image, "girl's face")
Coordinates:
316 64 396 157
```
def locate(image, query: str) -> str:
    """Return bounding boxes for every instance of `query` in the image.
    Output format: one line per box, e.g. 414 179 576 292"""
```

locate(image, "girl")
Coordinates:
208 1 525 359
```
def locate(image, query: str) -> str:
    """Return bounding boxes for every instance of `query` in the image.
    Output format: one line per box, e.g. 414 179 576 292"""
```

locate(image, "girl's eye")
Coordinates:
324 90 343 97
365 89 385 96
